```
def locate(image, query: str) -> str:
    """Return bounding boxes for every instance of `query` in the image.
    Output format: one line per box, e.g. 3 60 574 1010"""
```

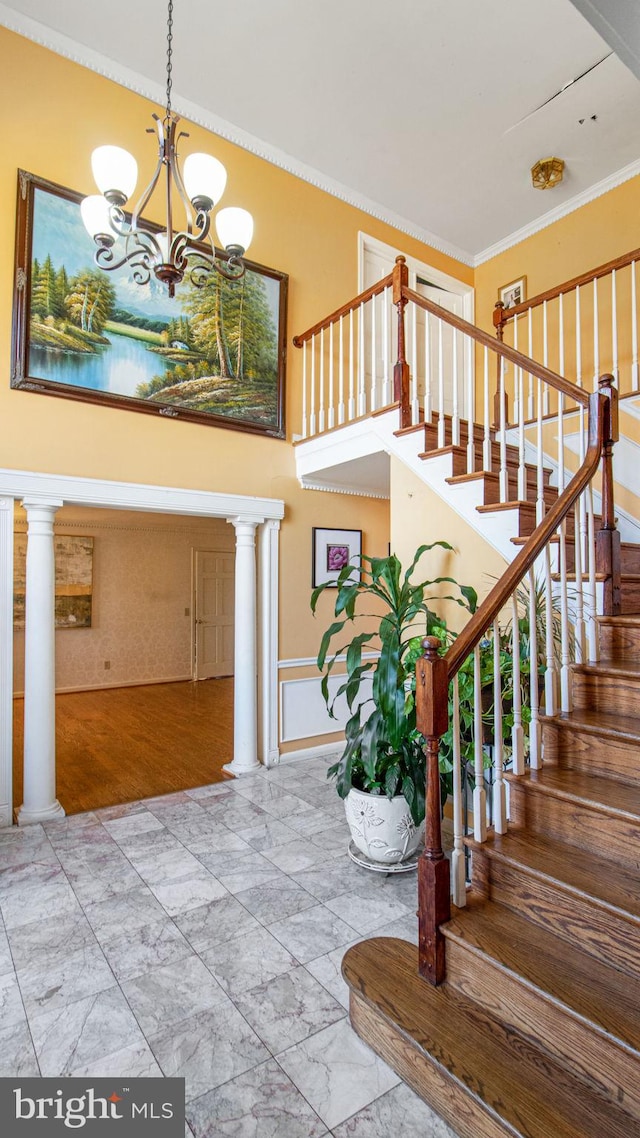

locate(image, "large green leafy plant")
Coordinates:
311 544 477 827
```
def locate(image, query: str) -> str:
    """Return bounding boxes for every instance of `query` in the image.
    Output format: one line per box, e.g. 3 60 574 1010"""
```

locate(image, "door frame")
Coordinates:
192 547 236 680
0 468 284 825
357 232 475 322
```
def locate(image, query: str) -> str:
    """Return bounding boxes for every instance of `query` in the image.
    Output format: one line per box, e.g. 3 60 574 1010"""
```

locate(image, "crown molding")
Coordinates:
474 157 640 266
4 4 639 276
300 479 389 500
0 3 474 269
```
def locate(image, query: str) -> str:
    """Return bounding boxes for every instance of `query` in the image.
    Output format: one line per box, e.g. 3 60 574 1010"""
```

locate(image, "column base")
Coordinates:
223 759 261 778
17 800 66 826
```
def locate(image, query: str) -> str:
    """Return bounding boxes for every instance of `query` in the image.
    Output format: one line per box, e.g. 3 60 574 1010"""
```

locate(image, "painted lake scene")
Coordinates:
16 176 286 435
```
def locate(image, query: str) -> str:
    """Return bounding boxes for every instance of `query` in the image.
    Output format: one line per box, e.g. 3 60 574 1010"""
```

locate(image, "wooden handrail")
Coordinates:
416 385 609 986
445 388 605 680
292 271 394 347
494 244 640 329
402 284 590 407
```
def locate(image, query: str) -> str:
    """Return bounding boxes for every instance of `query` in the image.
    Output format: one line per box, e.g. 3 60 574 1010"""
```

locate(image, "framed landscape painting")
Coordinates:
11 170 287 437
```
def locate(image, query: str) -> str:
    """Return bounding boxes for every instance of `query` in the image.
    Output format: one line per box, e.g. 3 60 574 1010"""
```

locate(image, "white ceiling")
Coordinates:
1 0 639 263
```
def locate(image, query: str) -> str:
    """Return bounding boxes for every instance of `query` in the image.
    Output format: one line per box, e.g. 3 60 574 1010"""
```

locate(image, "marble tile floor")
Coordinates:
0 754 458 1138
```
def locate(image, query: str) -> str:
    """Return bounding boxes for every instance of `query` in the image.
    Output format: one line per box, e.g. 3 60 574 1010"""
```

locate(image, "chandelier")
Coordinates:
80 0 253 297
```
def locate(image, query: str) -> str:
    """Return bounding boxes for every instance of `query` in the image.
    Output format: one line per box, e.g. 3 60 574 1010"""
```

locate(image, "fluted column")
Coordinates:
18 498 65 825
224 516 261 776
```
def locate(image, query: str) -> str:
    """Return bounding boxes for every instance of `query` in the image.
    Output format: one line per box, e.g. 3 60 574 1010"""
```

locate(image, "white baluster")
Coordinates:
451 674 466 908
632 261 639 391
573 497 586 665
499 358 508 502
511 594 525 775
514 316 526 500
437 318 445 448
473 644 487 842
483 347 492 470
536 379 545 524
348 309 355 420
612 268 618 385
544 545 558 717
301 341 308 439
338 317 345 425
411 302 419 424
593 277 600 389
318 327 325 433
528 568 541 769
424 311 432 423
527 308 534 419
370 293 377 414
542 300 549 415
452 327 460 446
328 322 335 429
358 302 366 415
492 618 507 834
466 332 475 475
382 287 390 406
586 487 599 663
310 334 317 437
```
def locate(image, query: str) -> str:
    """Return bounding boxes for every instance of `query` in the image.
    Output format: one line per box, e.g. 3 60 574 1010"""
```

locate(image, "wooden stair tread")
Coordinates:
467 828 640 927
599 613 640 626
508 767 640 819
343 937 633 1138
444 896 640 1054
573 657 640 678
542 707 640 743
476 500 535 514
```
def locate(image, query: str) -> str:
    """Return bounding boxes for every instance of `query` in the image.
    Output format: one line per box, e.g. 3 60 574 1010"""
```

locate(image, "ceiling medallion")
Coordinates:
531 157 565 191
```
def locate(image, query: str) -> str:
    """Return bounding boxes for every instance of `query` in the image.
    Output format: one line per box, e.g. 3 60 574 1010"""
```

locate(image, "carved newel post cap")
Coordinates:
395 254 406 265
421 635 442 659
598 373 615 388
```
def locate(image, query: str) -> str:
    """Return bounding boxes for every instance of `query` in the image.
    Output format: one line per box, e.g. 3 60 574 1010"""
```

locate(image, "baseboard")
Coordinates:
275 740 345 765
13 674 194 698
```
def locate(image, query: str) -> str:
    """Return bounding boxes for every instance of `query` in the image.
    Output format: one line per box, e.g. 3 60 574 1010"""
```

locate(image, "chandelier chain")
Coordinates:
165 0 174 120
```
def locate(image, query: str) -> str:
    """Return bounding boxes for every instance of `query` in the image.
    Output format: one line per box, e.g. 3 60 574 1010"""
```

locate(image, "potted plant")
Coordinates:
311 543 477 866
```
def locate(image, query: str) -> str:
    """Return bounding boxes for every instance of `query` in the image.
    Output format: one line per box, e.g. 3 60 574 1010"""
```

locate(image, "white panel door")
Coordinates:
194 550 235 680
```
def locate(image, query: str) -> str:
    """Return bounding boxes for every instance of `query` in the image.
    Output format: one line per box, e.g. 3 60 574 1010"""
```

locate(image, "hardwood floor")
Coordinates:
13 678 234 816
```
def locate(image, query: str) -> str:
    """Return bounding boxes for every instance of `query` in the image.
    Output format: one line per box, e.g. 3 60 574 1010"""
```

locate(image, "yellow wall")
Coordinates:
389 458 508 635
474 174 640 337
0 27 473 673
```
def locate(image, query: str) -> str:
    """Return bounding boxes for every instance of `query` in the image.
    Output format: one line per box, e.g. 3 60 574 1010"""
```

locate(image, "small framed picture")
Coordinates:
499 277 527 310
312 527 362 587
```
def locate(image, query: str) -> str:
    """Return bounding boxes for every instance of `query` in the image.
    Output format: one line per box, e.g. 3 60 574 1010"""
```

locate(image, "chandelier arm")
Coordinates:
130 117 167 231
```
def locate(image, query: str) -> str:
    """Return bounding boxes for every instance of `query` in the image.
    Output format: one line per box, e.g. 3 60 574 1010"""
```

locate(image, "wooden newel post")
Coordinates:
392 256 411 429
415 635 450 985
596 374 621 616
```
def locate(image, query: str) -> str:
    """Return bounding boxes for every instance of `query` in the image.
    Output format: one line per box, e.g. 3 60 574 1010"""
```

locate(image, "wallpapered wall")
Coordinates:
13 508 234 694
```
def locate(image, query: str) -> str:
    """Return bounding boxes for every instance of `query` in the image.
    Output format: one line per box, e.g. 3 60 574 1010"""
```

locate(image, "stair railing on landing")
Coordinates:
493 244 640 418
294 260 621 983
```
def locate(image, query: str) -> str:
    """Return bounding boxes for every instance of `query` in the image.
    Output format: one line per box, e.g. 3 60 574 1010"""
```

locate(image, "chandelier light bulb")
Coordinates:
91 145 138 204
80 194 114 242
183 153 227 211
216 207 254 254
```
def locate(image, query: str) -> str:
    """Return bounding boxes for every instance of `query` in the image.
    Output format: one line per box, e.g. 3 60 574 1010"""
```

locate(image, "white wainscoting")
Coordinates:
279 672 373 744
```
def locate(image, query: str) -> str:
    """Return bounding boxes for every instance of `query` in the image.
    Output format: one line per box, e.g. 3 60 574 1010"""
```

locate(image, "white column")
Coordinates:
0 498 14 826
258 519 280 768
18 498 65 826
224 516 261 776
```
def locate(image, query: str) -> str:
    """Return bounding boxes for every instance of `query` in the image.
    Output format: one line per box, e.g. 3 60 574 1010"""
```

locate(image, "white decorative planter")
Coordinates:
345 787 424 864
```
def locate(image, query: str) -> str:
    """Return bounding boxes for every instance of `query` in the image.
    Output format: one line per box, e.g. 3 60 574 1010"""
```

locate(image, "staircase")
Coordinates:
397 409 640 615
294 253 640 1137
343 612 640 1137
